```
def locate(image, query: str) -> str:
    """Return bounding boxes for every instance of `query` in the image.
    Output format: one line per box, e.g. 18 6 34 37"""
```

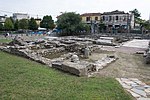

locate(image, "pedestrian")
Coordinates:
7 32 9 37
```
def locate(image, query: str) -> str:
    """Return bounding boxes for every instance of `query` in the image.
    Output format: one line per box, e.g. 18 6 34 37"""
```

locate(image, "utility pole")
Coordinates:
127 13 131 34
37 15 39 19
149 13 150 24
90 17 94 34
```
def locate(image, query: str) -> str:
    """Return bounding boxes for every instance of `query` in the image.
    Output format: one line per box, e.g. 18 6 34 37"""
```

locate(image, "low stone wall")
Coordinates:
94 55 118 71
52 55 117 76
52 61 88 76
0 46 52 66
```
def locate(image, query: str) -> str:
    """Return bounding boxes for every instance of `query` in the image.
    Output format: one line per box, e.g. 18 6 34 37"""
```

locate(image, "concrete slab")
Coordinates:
123 39 150 49
131 88 147 97
137 98 150 100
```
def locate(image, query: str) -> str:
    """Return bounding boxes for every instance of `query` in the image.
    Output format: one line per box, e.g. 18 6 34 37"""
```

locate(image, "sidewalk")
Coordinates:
116 78 150 100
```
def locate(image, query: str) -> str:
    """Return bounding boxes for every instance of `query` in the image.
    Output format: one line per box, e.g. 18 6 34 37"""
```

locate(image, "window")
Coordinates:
109 16 112 21
86 17 90 21
116 16 118 20
120 16 122 21
103 16 105 21
123 16 126 21
106 16 108 21
95 17 98 21
112 16 115 21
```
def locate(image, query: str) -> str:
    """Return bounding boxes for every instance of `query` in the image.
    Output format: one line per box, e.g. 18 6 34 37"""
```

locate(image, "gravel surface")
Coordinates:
93 52 150 85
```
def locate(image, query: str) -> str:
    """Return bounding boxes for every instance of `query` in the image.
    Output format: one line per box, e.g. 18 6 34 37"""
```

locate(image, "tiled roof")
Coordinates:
0 16 6 18
102 10 128 15
80 13 101 16
35 18 41 21
13 13 28 15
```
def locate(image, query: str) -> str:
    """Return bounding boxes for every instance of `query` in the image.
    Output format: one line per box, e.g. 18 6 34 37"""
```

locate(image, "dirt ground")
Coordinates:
92 49 150 85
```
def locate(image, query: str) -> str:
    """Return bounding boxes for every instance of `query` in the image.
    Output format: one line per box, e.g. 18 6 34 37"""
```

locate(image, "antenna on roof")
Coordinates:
37 15 38 19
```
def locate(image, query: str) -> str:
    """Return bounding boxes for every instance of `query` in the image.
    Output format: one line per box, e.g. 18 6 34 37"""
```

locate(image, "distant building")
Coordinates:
13 13 29 21
80 13 101 33
56 10 135 33
35 18 42 27
80 13 101 24
101 10 134 31
0 15 7 25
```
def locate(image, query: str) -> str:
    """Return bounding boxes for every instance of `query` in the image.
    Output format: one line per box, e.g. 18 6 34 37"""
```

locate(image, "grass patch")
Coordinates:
0 51 132 100
0 39 12 43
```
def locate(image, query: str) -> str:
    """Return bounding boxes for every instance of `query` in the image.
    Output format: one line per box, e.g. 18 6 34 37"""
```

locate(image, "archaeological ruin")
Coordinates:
0 35 149 77
0 35 119 76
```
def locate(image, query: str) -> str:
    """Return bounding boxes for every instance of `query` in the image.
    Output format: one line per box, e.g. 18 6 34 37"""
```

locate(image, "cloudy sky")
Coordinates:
0 0 150 21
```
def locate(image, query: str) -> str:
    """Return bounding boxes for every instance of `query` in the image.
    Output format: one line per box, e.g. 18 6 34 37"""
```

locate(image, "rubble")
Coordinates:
9 36 27 46
70 54 80 63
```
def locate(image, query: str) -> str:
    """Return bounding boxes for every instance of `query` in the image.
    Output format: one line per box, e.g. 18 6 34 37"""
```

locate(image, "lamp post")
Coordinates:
127 14 131 33
90 17 95 34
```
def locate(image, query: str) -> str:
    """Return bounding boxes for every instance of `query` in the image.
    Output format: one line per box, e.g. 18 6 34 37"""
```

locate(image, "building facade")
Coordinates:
80 13 101 24
35 18 41 27
0 15 7 25
101 10 134 32
80 13 101 33
13 13 29 21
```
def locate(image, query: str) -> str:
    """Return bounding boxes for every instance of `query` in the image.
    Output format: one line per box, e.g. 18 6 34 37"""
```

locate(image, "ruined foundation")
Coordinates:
0 36 118 76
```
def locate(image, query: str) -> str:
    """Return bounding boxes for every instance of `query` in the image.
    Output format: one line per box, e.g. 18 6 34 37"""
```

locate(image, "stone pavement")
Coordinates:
123 39 150 49
116 78 150 100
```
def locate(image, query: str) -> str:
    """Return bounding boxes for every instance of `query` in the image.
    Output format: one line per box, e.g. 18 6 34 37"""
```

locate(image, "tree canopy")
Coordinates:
14 19 19 30
29 18 38 30
141 20 150 30
57 12 85 35
40 15 55 30
130 9 141 24
18 19 29 30
130 9 150 31
130 9 141 19
0 23 4 31
4 18 14 31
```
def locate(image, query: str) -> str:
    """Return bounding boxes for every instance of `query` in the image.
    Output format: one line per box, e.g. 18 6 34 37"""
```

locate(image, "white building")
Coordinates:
13 13 29 20
101 10 134 31
0 15 7 25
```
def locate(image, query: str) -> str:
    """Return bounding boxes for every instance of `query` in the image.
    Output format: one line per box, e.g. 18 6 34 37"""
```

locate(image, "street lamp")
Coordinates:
127 14 131 33
90 17 94 34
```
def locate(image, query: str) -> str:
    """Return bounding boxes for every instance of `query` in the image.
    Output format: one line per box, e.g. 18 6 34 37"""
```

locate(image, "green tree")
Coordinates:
0 23 4 31
130 9 141 24
76 23 90 33
130 9 141 19
29 18 38 30
57 12 83 35
10 17 15 25
141 20 150 30
18 19 29 29
83 24 90 32
99 21 106 32
14 19 19 30
4 18 14 31
40 15 54 30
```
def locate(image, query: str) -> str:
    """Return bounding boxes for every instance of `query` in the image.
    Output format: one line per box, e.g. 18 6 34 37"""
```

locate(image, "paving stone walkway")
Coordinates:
116 78 150 100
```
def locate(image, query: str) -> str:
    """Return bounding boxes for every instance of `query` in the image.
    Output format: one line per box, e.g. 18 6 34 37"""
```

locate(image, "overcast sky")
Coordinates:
0 0 150 21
